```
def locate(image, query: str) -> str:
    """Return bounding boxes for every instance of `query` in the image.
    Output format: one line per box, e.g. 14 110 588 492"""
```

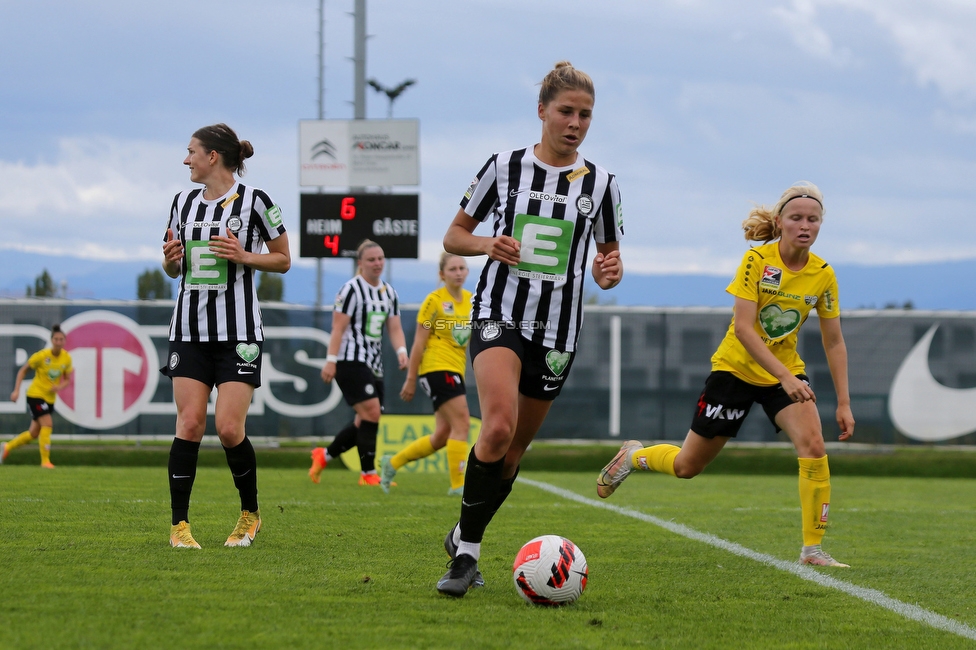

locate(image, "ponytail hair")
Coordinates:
741 181 824 243
539 61 595 106
192 123 253 176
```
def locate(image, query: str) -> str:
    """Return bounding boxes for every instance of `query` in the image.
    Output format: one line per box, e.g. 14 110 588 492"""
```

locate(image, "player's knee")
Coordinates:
794 433 825 458
176 412 207 438
214 420 245 445
673 461 704 479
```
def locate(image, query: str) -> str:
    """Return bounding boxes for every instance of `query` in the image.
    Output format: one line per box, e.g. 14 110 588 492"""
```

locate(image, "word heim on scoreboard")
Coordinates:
300 193 419 259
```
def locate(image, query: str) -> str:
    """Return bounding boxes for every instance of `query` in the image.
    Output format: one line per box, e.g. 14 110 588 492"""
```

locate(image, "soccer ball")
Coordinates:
512 535 588 606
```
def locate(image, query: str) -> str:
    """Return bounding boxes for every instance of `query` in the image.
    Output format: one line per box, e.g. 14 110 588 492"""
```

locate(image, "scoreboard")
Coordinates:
299 193 419 259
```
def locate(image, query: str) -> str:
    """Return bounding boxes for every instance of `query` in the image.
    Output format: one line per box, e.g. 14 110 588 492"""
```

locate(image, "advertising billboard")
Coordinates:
299 119 420 187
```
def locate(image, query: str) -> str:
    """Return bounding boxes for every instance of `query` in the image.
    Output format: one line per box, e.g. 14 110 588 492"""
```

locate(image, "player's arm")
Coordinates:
732 296 816 403
400 323 432 402
321 310 351 384
9 362 30 402
162 228 184 279
386 315 409 371
443 208 520 266
820 316 854 440
210 231 291 274
592 241 622 289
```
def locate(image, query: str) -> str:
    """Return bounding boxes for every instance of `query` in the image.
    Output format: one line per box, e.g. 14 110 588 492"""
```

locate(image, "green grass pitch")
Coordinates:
1 466 975 649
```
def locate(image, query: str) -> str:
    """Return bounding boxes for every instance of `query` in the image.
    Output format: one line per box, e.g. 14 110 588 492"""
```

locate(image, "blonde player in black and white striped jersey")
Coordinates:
161 123 290 550
435 61 624 597
309 240 410 486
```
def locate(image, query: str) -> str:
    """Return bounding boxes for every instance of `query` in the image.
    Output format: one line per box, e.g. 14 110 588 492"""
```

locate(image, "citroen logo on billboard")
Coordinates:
311 139 338 160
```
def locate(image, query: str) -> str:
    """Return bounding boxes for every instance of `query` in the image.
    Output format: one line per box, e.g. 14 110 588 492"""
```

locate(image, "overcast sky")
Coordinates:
3 0 976 280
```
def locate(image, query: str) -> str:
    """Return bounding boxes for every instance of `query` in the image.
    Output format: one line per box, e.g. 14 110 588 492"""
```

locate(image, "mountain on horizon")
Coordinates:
2 250 974 311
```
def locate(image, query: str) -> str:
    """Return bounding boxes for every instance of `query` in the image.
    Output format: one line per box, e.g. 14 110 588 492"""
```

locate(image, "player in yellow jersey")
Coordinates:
382 253 473 495
3 325 73 468
597 181 855 568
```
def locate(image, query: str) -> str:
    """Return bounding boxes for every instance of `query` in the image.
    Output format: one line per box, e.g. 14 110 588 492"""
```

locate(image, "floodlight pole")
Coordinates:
353 0 367 121
315 0 326 309
350 0 368 279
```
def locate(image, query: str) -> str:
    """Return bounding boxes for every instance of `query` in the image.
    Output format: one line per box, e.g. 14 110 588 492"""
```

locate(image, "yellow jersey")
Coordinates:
25 348 73 403
711 242 840 386
416 286 473 377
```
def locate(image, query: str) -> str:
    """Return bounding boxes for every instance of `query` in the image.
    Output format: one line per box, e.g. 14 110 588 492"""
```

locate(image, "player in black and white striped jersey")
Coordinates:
309 240 409 486
436 62 624 597
160 123 291 550
462 147 621 352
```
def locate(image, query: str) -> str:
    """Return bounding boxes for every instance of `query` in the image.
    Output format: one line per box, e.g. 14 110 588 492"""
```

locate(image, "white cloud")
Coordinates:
812 0 976 102
773 0 853 66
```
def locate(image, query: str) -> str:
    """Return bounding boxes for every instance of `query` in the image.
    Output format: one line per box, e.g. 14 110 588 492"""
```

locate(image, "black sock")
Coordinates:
223 436 258 513
458 449 505 544
485 464 520 527
169 438 200 525
326 421 358 458
357 420 379 472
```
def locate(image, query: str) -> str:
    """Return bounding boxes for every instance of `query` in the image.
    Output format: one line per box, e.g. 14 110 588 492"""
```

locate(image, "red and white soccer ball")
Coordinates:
512 535 588 606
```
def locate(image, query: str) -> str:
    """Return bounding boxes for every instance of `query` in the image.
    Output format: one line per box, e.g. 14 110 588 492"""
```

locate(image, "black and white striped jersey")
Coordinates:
166 182 286 342
334 275 401 376
461 147 624 352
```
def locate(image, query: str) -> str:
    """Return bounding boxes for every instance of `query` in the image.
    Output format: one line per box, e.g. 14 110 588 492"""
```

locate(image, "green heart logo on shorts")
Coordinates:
759 304 801 339
545 350 571 376
452 325 471 347
236 343 260 363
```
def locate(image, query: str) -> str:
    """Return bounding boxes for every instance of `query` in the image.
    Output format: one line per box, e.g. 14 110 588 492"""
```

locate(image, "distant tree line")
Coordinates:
23 267 283 301
25 269 62 298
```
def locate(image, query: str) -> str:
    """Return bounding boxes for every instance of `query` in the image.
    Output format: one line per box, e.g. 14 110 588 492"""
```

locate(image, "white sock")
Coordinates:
452 523 460 547
456 541 480 561
325 451 334 462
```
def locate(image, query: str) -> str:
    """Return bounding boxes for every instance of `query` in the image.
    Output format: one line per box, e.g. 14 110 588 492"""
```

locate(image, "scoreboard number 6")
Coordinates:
340 196 356 220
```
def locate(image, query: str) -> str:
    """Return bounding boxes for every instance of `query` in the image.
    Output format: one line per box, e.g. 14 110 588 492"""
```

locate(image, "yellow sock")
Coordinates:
446 439 469 490
798 455 831 547
38 427 53 465
631 444 679 477
391 435 436 470
6 430 35 452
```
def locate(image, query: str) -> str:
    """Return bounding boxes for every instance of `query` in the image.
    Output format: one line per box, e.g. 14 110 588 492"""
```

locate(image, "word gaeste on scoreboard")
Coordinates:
300 193 419 259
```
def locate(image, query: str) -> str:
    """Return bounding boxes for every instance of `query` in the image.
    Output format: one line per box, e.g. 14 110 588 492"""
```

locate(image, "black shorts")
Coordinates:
27 397 55 420
335 361 385 408
160 340 263 388
468 320 575 401
690 371 809 439
419 371 466 411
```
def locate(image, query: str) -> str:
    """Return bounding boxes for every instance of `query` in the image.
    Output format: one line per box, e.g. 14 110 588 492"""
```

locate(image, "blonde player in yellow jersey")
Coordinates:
382 253 473 495
597 181 855 568
3 325 73 468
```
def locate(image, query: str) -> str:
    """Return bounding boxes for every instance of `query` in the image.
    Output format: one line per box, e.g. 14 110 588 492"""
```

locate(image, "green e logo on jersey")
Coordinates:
365 311 387 340
512 213 574 282
265 205 282 228
185 241 228 289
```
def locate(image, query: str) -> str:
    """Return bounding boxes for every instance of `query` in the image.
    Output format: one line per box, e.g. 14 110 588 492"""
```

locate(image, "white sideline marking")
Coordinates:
520 478 976 642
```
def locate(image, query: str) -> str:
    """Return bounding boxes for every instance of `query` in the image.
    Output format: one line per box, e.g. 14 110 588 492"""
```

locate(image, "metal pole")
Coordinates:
609 315 621 437
315 0 326 310
350 0 367 280
659 313 667 438
353 0 366 120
